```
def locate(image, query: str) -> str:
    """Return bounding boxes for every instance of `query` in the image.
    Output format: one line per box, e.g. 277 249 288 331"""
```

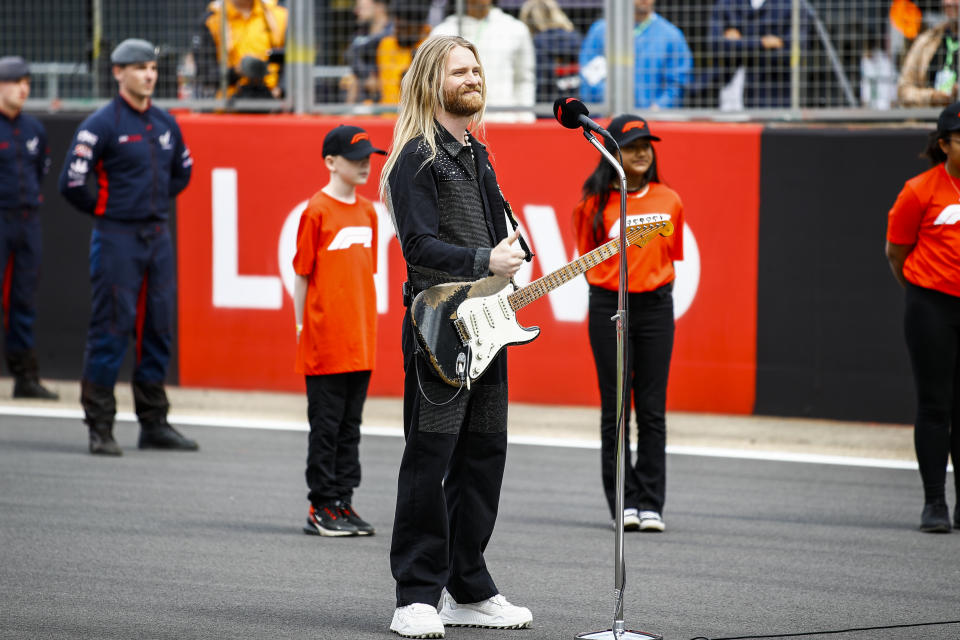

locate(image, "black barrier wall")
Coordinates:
756 127 930 424
30 113 179 386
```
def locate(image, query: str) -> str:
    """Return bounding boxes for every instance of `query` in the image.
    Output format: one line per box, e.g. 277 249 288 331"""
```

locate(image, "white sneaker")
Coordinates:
639 510 665 532
390 603 445 638
623 508 641 531
439 590 532 629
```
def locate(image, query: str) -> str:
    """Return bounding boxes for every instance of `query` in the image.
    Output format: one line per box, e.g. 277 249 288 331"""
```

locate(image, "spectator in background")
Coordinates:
0 56 58 400
708 0 795 109
342 0 392 104
377 0 431 105
431 0 536 120
519 0 583 104
579 0 691 109
193 0 288 99
898 0 960 107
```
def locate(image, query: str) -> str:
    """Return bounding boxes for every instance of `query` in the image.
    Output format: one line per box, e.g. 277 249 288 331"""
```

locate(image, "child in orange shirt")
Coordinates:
293 125 385 536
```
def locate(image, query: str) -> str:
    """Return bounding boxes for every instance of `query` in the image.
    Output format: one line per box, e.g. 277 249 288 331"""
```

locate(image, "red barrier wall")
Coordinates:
175 115 760 413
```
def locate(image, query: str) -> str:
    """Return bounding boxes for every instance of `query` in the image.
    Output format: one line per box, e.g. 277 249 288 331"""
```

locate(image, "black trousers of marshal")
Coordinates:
390 310 508 608
904 283 960 505
588 284 675 517
305 371 371 507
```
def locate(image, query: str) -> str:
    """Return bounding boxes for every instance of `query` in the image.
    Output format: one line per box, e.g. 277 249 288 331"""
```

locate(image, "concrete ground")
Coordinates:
0 376 916 462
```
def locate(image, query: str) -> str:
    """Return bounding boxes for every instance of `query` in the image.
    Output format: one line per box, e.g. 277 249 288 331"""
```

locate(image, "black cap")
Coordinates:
937 101 960 134
0 56 30 82
322 125 387 160
110 38 157 65
608 114 661 146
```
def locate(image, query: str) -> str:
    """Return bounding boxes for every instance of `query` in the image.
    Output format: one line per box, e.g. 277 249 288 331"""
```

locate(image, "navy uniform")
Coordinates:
58 39 197 455
0 56 58 399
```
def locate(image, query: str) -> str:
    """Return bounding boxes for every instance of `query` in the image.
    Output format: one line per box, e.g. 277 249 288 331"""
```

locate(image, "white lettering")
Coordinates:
212 168 282 309
673 224 700 320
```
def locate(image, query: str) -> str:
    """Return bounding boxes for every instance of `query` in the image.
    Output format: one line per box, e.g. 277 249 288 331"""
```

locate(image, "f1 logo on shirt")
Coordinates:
327 226 373 250
934 204 960 225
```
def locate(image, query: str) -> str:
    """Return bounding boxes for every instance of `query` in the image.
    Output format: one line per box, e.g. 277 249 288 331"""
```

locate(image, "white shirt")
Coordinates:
431 7 536 120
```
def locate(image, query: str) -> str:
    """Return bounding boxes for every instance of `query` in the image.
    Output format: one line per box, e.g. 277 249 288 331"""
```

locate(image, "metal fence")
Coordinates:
2 0 955 120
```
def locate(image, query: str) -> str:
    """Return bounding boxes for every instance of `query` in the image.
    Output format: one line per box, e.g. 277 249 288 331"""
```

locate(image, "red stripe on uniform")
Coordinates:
2 254 12 333
94 159 109 216
135 274 148 365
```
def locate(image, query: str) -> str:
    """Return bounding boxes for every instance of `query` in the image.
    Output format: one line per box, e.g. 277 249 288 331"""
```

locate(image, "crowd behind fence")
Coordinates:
3 0 957 120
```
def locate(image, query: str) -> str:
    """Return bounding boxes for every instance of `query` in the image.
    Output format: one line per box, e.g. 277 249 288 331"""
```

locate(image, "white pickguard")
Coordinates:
456 285 540 381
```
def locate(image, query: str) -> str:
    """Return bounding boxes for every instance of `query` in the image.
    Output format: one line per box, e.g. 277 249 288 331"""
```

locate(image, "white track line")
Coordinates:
0 405 935 471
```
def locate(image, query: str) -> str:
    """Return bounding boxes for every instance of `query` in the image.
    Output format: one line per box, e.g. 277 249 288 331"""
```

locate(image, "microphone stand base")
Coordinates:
576 630 662 639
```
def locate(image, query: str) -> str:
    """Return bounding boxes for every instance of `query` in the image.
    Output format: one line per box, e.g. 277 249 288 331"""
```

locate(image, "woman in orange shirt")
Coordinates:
886 102 960 533
573 115 684 533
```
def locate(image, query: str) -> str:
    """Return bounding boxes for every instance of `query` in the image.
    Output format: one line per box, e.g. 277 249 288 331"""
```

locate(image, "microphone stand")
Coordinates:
576 130 661 640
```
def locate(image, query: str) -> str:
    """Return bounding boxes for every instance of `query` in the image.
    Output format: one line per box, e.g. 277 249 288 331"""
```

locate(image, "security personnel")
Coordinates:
58 39 197 456
0 56 58 400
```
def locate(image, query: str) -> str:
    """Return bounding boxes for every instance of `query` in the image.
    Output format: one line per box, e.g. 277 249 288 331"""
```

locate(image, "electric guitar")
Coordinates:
410 214 675 387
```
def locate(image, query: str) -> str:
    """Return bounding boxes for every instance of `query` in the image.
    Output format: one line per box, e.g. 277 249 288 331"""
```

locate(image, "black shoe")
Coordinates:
138 421 199 451
920 502 951 533
303 503 359 537
88 422 122 456
13 378 59 400
336 500 375 536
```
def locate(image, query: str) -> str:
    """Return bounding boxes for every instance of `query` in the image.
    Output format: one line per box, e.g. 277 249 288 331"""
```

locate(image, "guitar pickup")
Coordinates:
453 317 471 345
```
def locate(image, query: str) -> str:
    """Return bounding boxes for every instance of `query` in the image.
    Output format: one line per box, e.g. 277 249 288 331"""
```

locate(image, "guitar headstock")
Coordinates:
624 214 675 248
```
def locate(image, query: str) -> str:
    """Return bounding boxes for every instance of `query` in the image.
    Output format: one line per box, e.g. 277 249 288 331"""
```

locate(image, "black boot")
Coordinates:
7 350 59 399
133 380 198 450
920 501 951 533
138 420 199 451
81 379 118 455
88 421 122 456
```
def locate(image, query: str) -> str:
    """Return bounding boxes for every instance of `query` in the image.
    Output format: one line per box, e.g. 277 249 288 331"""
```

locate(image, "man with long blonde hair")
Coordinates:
381 35 533 639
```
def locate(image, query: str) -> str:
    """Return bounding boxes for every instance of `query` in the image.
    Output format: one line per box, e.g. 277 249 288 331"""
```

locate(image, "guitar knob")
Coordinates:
475 353 483 360
476 338 483 345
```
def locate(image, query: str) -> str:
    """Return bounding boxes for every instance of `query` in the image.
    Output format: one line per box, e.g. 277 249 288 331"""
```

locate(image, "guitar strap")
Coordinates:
500 189 535 263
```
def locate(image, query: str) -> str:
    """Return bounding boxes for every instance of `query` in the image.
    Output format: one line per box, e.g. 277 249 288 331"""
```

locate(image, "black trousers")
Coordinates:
305 371 371 507
390 310 507 607
904 283 960 505
588 284 675 517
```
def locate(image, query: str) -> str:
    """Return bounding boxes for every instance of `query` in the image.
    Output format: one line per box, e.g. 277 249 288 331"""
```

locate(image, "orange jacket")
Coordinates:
199 0 287 96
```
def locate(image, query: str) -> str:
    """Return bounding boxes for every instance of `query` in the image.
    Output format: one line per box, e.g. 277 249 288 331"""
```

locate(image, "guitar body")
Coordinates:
410 216 674 387
411 275 541 387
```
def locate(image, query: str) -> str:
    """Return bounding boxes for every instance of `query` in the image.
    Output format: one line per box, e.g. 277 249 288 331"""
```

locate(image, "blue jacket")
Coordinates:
0 111 49 210
709 0 797 108
579 13 692 109
58 95 193 221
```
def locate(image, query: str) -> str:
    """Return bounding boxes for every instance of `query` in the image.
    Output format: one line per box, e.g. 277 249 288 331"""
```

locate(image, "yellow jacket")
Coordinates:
200 0 288 95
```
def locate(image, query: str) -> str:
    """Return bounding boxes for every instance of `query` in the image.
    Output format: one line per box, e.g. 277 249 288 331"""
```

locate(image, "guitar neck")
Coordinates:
507 229 638 312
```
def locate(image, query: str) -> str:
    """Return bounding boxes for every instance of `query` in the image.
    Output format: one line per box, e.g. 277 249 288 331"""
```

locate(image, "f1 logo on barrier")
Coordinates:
210 168 701 320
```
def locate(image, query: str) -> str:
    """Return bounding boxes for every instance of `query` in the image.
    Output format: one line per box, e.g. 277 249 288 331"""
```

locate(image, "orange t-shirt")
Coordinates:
887 164 960 297
573 183 684 292
293 190 378 375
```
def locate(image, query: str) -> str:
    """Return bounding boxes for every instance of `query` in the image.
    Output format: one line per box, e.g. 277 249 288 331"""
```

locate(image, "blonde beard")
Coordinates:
442 87 483 117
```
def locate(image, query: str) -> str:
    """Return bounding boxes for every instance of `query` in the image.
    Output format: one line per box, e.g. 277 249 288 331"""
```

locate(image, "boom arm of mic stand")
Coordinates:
582 129 631 633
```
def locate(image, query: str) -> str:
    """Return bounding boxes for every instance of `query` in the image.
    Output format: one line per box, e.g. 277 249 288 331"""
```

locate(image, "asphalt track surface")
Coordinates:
2 413 959 640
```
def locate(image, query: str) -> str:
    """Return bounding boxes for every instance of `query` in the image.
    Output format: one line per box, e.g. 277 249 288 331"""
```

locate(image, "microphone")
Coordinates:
553 97 612 141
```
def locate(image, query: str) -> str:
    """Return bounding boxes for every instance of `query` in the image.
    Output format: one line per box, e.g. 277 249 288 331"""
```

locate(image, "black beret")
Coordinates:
110 38 157 65
0 56 30 82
